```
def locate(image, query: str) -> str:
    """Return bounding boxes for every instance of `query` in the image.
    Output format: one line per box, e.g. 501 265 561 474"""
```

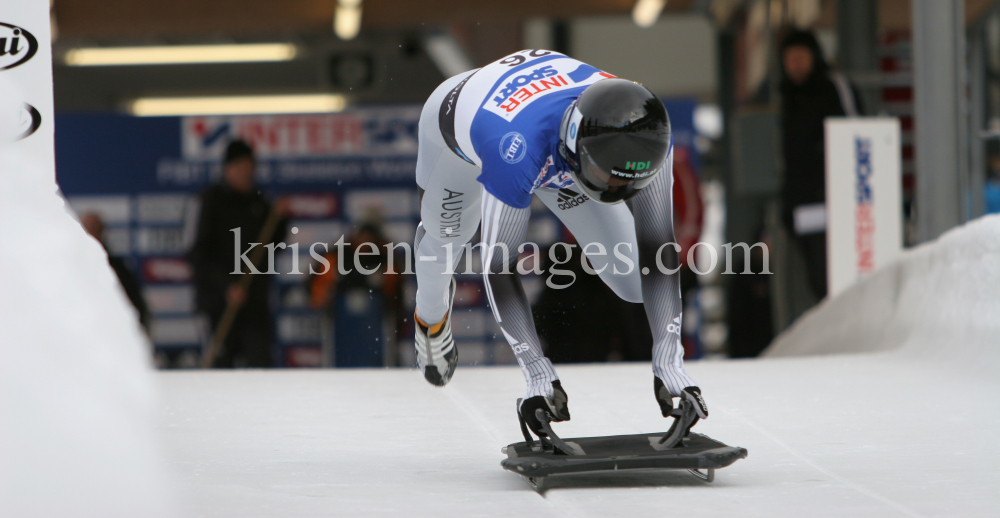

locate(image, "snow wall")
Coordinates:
0 2 177 516
764 214 1000 378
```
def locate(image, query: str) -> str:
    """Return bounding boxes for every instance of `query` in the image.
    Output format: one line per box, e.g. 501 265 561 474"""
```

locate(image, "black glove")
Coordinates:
654 377 708 418
518 380 570 439
654 378 708 438
683 386 709 419
654 376 675 417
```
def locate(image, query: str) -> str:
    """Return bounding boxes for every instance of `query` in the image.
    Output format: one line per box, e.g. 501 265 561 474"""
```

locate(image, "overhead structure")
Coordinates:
335 0 363 40
129 93 347 116
63 43 298 66
632 0 667 28
51 0 696 39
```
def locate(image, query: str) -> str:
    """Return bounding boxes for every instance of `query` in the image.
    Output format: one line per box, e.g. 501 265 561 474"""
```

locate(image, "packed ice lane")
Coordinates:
157 353 999 518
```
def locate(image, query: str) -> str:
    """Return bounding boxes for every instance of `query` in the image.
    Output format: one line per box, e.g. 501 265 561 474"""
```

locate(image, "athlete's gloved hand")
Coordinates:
655 377 708 437
654 377 708 418
518 380 570 438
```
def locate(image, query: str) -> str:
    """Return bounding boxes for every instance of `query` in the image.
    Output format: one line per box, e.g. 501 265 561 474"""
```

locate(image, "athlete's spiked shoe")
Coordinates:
414 279 458 386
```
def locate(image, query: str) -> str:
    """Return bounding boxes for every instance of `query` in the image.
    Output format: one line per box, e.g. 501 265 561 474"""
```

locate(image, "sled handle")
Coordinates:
658 399 698 448
516 398 534 446
535 409 580 456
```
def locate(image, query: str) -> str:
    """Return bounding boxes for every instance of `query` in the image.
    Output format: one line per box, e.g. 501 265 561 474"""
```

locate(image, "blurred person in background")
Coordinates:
188 140 287 368
80 212 150 333
308 221 406 367
779 29 862 300
725 227 774 358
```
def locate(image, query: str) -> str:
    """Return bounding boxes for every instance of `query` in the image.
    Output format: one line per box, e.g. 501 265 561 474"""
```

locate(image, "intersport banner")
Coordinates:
825 118 903 296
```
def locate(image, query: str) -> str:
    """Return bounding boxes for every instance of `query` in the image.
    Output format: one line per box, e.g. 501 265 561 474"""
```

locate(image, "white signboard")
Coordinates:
0 2 54 179
825 118 903 296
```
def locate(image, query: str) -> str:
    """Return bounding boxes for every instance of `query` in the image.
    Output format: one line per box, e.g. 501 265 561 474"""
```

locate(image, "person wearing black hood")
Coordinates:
779 29 862 300
188 140 287 368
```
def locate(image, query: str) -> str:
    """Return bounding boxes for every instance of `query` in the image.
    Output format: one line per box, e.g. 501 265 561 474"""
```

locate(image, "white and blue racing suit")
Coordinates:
413 49 697 401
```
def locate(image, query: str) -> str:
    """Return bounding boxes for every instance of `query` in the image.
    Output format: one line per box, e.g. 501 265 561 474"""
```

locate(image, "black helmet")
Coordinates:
558 78 670 204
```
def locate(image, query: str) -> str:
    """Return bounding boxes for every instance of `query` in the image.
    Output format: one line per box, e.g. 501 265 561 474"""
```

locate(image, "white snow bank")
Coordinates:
764 215 1000 374
0 134 176 514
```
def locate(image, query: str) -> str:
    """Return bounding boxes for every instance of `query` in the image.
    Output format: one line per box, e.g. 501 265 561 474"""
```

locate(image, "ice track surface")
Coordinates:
159 217 1000 517
159 355 998 517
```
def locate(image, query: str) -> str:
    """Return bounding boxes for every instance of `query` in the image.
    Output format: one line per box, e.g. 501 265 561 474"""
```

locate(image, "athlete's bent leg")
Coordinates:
412 71 481 385
413 70 480 324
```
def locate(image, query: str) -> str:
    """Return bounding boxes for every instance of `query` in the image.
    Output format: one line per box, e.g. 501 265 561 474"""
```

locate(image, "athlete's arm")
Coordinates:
624 151 698 397
479 187 560 400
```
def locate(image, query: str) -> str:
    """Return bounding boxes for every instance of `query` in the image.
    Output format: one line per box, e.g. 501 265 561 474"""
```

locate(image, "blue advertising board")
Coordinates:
55 108 502 367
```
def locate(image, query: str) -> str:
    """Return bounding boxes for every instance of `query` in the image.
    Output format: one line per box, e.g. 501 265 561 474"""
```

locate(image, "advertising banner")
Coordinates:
825 118 903 296
2 0 54 178
56 110 428 367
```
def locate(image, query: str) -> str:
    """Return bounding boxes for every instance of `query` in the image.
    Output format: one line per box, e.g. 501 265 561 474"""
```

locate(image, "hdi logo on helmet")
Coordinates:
624 161 651 171
0 22 38 70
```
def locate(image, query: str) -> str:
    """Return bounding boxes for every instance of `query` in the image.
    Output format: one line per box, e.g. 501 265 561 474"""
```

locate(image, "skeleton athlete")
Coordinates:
411 49 708 438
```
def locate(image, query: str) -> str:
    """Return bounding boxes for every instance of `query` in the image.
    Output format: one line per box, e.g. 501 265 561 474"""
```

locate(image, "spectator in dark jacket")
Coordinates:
188 140 286 368
81 212 150 333
779 29 862 299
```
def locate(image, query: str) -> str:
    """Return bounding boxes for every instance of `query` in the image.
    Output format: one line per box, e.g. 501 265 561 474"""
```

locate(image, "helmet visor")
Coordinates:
572 146 657 204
